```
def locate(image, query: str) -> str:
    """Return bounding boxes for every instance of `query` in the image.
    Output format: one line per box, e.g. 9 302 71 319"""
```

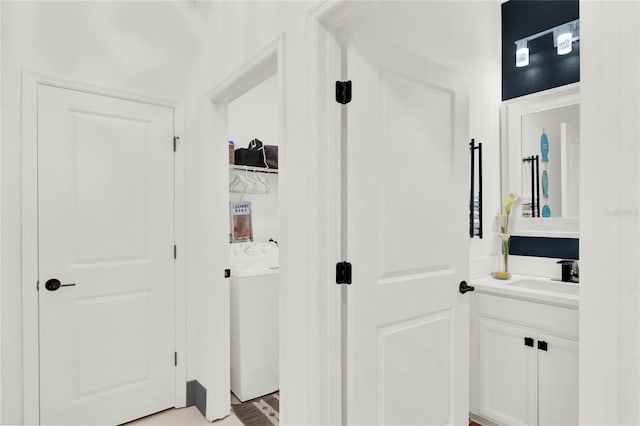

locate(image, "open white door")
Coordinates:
37 85 176 425
345 33 470 425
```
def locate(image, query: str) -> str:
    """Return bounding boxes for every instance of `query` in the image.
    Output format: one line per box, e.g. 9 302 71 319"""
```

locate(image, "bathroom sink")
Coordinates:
507 279 579 295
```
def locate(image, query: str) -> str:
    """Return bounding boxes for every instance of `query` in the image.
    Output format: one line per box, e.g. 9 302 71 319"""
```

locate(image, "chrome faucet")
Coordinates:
557 260 579 283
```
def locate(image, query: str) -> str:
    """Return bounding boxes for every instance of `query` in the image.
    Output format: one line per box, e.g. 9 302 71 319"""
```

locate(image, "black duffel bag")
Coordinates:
234 138 278 169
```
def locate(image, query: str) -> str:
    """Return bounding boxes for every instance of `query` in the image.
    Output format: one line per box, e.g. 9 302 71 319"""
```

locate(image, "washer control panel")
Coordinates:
230 242 279 268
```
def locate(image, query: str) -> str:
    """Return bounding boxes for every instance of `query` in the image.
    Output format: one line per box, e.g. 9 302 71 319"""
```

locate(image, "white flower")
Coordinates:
503 193 518 216
498 232 510 242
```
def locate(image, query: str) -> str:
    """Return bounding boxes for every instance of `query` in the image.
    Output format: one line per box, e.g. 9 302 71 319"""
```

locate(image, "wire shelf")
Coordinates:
229 165 278 174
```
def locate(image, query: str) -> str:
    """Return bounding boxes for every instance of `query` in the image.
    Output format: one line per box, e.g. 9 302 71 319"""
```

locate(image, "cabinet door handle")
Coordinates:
538 340 548 351
524 337 534 347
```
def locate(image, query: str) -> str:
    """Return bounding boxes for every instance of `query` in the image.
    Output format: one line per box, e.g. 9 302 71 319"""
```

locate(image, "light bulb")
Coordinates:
557 31 573 55
516 46 529 67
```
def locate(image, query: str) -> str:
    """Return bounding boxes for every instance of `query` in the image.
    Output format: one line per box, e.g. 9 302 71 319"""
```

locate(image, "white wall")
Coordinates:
0 2 199 424
580 2 640 424
229 74 278 149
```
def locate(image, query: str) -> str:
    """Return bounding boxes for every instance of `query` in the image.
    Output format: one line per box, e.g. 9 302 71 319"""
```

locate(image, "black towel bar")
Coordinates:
470 139 483 238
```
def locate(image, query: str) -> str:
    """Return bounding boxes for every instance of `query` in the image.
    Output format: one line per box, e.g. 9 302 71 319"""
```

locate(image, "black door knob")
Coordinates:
459 281 475 294
44 278 76 291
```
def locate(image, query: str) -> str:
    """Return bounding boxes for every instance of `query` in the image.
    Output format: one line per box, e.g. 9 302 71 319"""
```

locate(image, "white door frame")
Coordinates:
303 2 374 424
21 70 187 425
0 2 4 421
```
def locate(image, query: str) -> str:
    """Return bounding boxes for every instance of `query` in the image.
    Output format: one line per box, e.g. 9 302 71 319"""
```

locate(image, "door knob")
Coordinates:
459 281 475 294
44 278 76 291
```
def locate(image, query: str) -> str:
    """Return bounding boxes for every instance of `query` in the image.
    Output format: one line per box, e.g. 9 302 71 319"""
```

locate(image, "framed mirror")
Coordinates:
501 83 579 237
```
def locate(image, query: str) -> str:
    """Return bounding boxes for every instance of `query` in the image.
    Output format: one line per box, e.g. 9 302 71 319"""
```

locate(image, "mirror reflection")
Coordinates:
520 104 579 218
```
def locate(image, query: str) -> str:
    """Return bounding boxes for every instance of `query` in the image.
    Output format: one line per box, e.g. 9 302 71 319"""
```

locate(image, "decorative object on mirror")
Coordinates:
540 131 549 162
469 139 483 238
542 170 549 198
492 193 518 280
540 129 551 217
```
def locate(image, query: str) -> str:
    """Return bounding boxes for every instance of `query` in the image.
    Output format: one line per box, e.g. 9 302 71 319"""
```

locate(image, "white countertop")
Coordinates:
471 274 579 309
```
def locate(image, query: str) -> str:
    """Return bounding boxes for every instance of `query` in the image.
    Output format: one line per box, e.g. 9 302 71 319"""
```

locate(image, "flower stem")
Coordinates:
502 240 509 273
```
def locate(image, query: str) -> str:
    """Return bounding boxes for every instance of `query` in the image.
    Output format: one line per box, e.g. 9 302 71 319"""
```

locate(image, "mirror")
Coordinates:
502 84 579 237
521 104 579 218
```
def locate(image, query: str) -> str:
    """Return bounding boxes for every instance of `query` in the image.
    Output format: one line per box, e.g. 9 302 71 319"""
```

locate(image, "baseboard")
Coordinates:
470 412 501 426
186 380 207 417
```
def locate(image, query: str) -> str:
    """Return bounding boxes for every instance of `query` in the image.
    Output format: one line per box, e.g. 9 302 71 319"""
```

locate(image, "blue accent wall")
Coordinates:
502 0 580 100
509 236 579 260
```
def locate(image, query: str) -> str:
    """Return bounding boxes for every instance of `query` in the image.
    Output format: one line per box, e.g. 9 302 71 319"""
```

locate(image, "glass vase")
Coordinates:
492 235 511 280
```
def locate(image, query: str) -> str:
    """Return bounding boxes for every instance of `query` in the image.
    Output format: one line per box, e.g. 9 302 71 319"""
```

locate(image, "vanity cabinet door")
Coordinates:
537 334 579 426
478 317 538 426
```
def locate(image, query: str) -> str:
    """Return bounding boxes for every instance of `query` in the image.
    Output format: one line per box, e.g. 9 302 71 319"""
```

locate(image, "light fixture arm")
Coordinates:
514 19 580 51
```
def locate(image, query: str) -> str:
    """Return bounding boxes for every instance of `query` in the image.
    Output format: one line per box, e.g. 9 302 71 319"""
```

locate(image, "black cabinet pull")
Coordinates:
538 340 548 351
524 337 534 347
459 281 475 294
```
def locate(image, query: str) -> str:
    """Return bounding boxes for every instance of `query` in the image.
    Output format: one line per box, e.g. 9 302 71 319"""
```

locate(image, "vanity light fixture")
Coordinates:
514 19 580 67
515 40 529 67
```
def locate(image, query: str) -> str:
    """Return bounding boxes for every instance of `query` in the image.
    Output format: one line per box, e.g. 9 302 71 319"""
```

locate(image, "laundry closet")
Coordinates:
226 74 280 403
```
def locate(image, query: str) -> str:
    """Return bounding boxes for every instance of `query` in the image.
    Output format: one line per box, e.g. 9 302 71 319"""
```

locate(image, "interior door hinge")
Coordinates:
174 352 177 366
174 245 177 259
36 281 39 292
173 136 180 152
336 80 352 105
336 261 352 285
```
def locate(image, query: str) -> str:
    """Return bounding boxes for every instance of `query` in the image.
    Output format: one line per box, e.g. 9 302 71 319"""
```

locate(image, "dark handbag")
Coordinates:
235 138 267 167
235 139 277 168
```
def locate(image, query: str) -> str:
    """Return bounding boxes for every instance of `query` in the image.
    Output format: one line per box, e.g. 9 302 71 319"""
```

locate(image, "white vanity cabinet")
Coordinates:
471 289 579 426
537 332 579 426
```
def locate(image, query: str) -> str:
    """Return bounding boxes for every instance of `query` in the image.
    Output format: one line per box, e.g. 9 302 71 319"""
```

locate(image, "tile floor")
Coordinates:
126 399 479 426
126 393 243 426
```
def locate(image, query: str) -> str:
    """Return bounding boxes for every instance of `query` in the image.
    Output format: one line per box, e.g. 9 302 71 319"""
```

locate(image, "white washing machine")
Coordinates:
229 241 279 402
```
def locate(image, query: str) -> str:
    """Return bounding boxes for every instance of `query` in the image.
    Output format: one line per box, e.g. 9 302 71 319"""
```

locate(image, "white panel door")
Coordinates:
346 33 470 425
477 318 537 426
38 84 175 425
538 334 579 426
